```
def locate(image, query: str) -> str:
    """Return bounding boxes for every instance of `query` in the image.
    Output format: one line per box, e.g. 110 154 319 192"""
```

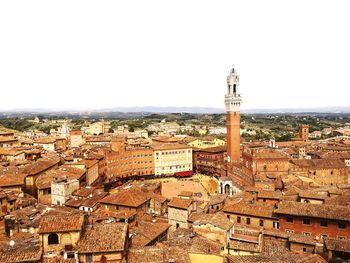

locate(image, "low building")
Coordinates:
167 197 194 231
275 201 350 239
190 212 234 251
76 222 128 263
51 178 80 206
224 202 279 230
69 130 84 148
38 213 85 258
33 137 56 152
100 190 150 215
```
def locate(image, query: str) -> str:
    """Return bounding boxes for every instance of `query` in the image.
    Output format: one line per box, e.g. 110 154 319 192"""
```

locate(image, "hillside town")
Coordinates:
1 67 350 263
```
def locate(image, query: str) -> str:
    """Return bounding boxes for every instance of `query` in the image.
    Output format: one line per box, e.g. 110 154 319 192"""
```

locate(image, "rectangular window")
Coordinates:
286 217 294 223
303 218 311 225
338 222 346 229
303 232 311 236
320 220 328 227
86 254 93 263
237 216 241 223
246 217 251 225
259 219 264 227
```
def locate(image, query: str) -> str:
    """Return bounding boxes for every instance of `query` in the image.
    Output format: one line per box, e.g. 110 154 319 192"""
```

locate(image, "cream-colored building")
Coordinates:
188 137 225 149
153 143 192 176
33 137 56 152
88 121 111 135
51 178 80 206
69 130 84 148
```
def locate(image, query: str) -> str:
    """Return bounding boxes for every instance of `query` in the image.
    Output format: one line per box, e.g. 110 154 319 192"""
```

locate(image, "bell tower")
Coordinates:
225 65 241 163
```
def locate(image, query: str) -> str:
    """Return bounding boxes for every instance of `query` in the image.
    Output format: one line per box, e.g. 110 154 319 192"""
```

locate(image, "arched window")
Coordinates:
224 184 230 194
48 233 59 245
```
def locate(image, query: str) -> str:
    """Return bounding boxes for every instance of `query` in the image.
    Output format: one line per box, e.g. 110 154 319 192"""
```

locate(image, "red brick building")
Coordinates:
275 201 350 240
192 146 226 177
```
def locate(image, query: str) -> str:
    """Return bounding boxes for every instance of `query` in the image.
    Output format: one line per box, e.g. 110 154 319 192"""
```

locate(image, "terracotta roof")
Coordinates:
325 238 350 253
224 202 276 219
168 197 193 210
91 208 136 220
0 137 17 143
35 168 83 190
42 257 77 263
275 201 350 221
291 159 346 169
76 159 98 168
257 190 282 200
225 254 327 263
192 145 227 153
130 220 170 248
38 213 85 233
251 149 290 159
34 137 56 144
190 212 233 231
21 157 60 176
0 171 26 187
100 190 150 208
298 190 327 200
179 191 193 197
128 247 164 263
77 222 127 253
0 148 24 156
288 233 319 245
0 233 42 263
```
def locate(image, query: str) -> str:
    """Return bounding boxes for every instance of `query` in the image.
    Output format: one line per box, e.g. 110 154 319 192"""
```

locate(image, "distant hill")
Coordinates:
0 106 349 115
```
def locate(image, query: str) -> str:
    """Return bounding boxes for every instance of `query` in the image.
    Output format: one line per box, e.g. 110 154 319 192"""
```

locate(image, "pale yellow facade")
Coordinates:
154 146 192 176
189 253 224 263
188 138 225 149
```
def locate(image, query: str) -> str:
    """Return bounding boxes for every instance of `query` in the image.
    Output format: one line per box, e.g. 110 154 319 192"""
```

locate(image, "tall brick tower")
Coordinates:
299 124 309 143
225 65 241 163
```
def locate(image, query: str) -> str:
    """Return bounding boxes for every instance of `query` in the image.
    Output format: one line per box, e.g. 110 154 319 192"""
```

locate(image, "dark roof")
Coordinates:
275 201 350 221
77 223 128 253
224 202 276 219
100 190 149 208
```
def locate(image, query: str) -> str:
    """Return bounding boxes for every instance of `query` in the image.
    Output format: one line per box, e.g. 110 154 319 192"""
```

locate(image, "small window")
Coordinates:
302 247 306 252
303 218 311 225
303 232 311 236
338 222 346 229
259 219 264 227
86 254 93 263
246 218 251 225
286 217 294 223
237 216 241 223
286 229 294 234
48 233 59 245
320 220 328 227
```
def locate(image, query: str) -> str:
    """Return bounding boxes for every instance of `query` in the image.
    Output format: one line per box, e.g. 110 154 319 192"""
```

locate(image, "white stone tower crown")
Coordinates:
225 65 241 112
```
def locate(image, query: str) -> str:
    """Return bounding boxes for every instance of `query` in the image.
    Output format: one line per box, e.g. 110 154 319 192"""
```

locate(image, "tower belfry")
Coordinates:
225 65 241 162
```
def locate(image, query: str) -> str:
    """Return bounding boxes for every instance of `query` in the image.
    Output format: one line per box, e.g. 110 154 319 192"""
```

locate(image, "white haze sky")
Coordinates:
0 0 349 111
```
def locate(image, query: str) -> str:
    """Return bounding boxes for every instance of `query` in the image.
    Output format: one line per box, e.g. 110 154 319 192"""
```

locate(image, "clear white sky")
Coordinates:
0 1 349 111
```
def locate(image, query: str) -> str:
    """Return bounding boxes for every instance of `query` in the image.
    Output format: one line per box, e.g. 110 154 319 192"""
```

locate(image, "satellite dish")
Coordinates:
9 240 15 247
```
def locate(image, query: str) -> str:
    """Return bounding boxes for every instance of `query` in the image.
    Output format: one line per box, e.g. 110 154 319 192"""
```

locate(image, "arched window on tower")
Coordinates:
233 84 236 93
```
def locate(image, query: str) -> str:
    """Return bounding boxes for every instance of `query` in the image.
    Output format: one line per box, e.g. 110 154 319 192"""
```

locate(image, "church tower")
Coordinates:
225 65 241 163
